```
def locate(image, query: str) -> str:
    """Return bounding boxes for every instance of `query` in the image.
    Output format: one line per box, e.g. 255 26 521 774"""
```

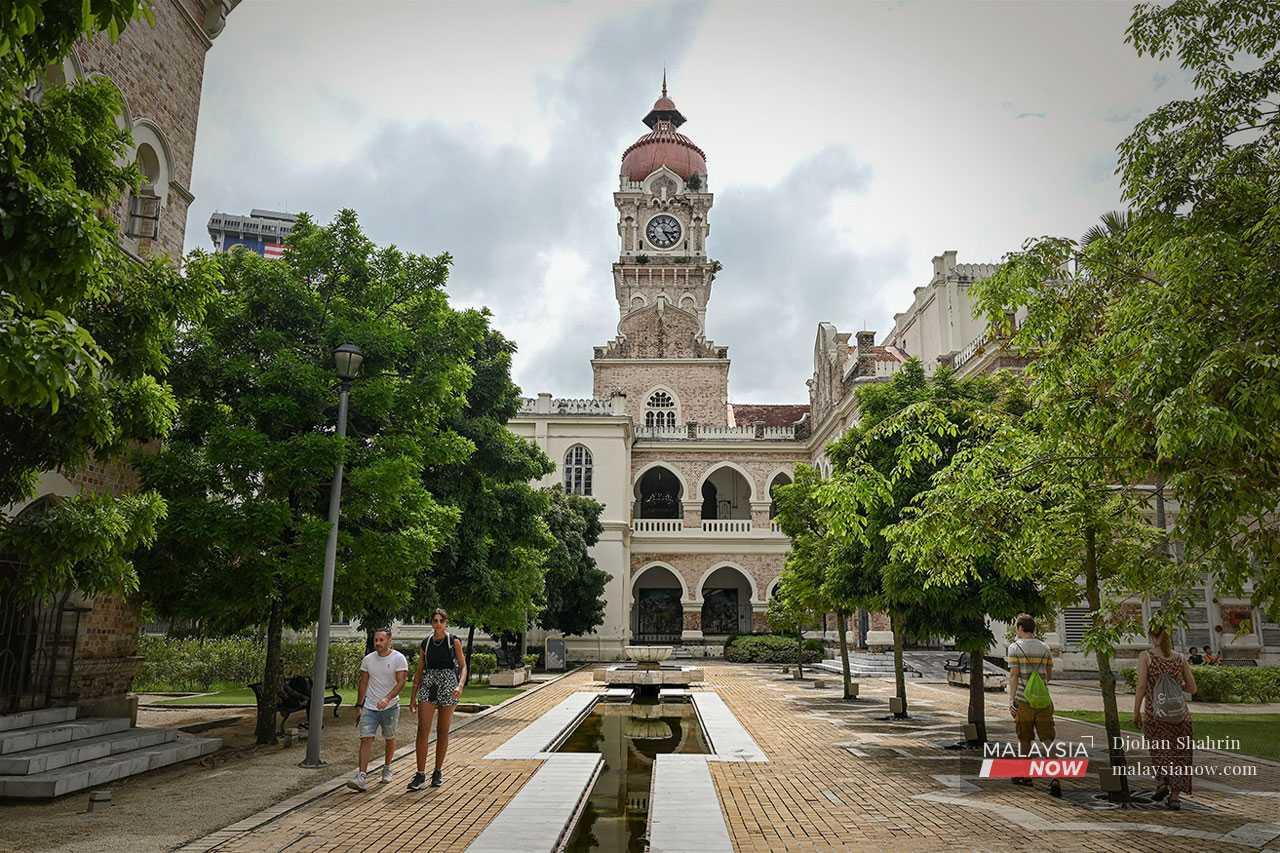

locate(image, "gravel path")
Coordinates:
0 703 435 853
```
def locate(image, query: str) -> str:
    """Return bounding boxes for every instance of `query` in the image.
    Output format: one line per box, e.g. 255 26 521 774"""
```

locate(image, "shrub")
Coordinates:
470 652 498 682
523 653 539 671
724 634 821 664
135 635 369 692
1118 665 1280 703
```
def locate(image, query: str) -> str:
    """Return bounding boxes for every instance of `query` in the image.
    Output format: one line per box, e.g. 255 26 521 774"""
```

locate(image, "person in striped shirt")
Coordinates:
1007 613 1061 797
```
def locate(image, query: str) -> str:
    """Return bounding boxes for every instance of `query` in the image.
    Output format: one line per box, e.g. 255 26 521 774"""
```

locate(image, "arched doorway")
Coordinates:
699 565 755 636
700 465 752 521
635 466 683 519
632 564 685 644
768 472 792 518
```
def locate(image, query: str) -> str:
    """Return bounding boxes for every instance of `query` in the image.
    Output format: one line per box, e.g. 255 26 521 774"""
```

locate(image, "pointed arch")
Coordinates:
697 461 757 503
697 562 759 603
632 561 690 602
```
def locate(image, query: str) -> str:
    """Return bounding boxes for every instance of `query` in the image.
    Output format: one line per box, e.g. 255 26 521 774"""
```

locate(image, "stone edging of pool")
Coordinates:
174 666 586 853
467 688 765 853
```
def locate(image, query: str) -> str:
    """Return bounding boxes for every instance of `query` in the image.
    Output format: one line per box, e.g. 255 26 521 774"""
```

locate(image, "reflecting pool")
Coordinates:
558 699 708 852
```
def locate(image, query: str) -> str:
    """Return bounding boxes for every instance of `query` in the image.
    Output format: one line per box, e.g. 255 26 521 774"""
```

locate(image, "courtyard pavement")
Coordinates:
185 664 1280 852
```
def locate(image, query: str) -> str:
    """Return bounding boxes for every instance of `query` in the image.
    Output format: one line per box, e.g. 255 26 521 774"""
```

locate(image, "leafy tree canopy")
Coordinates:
133 211 482 740
0 0 217 600
537 486 609 637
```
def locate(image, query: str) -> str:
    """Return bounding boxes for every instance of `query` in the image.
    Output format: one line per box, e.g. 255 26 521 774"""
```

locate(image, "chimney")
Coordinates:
856 330 876 375
535 392 553 414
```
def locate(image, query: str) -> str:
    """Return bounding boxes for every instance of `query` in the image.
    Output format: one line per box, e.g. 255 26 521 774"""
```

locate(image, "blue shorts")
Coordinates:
358 705 400 738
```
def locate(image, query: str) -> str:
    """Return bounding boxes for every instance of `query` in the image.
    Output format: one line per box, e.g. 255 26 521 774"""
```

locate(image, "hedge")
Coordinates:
136 636 367 692
1118 665 1280 704
724 634 822 664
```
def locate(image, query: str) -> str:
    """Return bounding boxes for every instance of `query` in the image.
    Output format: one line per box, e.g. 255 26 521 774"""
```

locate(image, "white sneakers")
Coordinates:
346 765 393 792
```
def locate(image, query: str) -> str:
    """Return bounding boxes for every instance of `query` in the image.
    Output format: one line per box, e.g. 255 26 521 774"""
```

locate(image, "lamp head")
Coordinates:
332 343 363 380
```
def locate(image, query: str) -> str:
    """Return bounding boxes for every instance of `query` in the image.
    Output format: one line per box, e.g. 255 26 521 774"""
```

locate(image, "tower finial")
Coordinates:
662 68 667 98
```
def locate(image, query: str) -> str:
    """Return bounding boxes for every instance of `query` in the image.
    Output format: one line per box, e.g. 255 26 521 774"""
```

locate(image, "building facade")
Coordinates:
514 84 1280 668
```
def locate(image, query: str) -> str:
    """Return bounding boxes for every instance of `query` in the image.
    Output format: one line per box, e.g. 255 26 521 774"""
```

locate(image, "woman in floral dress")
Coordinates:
1133 626 1198 810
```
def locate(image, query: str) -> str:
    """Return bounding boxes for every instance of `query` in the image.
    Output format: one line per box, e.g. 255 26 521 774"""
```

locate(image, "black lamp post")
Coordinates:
302 343 363 767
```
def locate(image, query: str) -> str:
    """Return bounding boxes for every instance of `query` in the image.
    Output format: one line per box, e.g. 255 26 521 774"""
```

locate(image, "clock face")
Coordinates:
645 214 682 249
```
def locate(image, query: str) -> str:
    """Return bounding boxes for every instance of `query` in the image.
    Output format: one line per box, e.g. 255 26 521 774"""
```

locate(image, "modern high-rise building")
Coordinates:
207 208 297 257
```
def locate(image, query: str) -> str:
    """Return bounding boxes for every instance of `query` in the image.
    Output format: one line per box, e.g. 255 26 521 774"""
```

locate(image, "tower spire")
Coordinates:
662 68 667 98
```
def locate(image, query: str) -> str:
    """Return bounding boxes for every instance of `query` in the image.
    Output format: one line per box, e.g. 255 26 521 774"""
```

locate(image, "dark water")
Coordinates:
558 700 708 852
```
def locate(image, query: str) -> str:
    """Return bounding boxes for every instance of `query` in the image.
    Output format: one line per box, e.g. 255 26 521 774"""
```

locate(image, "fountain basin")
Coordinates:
625 645 673 665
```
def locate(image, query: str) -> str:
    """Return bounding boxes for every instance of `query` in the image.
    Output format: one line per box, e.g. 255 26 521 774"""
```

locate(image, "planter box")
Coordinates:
490 667 529 688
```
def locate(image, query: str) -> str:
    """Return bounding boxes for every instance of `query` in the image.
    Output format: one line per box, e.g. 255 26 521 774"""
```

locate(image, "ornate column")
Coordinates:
751 602 769 633
681 601 703 641
749 500 773 530
682 499 702 530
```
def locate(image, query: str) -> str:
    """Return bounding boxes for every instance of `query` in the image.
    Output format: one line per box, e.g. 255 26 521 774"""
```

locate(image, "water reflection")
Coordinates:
559 700 708 852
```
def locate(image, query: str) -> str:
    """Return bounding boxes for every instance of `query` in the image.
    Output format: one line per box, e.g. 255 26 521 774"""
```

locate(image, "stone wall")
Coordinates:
631 448 800 509
593 360 730 427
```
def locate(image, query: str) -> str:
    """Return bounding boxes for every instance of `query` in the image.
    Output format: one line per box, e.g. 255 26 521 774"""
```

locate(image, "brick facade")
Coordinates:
594 360 731 427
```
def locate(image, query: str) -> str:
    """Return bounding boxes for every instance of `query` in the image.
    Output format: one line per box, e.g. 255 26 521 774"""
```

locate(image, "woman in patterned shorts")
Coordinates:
406 608 468 791
1133 625 1198 810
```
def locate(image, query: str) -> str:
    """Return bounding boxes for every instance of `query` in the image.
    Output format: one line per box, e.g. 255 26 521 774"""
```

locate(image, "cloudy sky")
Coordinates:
187 0 1191 404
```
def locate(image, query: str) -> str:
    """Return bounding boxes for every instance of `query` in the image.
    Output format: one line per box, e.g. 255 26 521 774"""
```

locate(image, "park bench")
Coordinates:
249 675 342 735
1220 658 1258 667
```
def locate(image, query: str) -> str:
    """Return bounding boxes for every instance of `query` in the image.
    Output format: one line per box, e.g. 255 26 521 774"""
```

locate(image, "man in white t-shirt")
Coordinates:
347 628 408 792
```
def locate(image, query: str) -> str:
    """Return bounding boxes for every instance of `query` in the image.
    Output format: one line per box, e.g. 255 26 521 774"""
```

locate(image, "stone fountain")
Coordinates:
595 645 703 689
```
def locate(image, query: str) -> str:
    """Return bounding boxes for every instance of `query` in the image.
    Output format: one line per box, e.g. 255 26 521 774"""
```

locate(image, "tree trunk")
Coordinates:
835 609 854 700
465 624 476 679
796 627 805 680
967 642 987 744
255 595 285 745
1086 523 1129 802
891 611 908 718
364 625 375 655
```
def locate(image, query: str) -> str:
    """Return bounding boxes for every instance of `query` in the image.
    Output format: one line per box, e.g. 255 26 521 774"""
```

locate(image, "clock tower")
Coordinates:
593 79 731 428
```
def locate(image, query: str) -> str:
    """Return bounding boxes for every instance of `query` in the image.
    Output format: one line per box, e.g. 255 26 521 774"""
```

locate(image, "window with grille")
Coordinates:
126 191 161 240
645 391 677 428
1062 607 1093 649
563 445 592 496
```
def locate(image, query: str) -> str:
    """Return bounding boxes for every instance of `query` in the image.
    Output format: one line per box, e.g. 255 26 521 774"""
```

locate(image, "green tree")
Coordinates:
134 211 481 743
820 361 1043 727
0 0 219 601
537 486 610 638
773 464 859 700
403 326 555 665
765 582 820 680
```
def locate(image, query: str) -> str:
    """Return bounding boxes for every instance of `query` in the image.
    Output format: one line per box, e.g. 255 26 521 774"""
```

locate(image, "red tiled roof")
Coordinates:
849 344 908 362
730 404 810 427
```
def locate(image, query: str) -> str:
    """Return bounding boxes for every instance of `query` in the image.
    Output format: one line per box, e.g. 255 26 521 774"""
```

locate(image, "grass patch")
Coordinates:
154 683 527 708
1056 710 1280 762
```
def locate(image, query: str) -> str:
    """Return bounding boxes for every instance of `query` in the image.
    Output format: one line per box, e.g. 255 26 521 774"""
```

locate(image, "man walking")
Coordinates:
1006 613 1061 797
348 628 408 792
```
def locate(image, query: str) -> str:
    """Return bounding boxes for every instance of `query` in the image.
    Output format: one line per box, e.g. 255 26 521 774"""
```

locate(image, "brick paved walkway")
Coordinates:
193 665 1280 852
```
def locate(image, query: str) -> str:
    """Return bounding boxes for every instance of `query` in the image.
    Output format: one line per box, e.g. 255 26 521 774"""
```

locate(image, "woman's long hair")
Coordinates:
1148 626 1173 657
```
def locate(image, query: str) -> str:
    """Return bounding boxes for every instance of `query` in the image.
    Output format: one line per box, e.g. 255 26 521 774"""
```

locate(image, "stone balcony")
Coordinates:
631 519 785 537
634 424 799 441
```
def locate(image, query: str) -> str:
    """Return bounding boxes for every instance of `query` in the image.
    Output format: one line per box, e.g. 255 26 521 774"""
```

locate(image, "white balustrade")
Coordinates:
701 519 752 533
696 425 756 440
635 426 688 440
770 521 782 534
632 519 683 533
761 425 796 439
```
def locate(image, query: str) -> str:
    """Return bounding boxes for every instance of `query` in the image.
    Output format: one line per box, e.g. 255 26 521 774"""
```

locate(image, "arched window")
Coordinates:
645 390 677 428
563 445 592 496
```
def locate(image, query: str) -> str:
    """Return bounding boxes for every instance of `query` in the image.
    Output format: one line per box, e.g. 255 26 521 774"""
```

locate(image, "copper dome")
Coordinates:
622 79 706 182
